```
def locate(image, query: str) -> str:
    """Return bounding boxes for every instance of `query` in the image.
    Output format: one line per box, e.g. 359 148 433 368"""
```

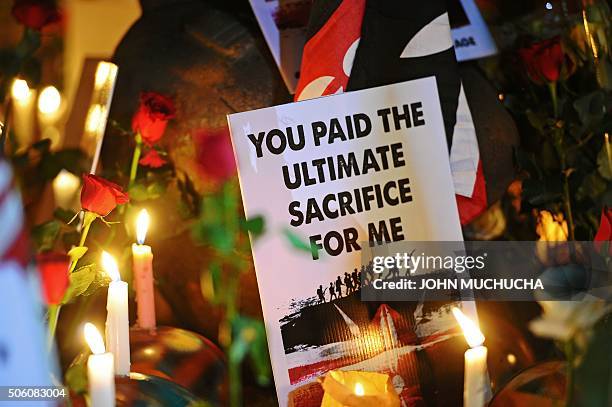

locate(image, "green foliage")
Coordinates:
596 144 612 180
63 264 109 304
230 316 272 386
283 228 317 258
192 184 239 255
572 316 612 406
53 208 77 224
241 215 265 238
64 354 88 395
31 220 61 252
68 246 88 263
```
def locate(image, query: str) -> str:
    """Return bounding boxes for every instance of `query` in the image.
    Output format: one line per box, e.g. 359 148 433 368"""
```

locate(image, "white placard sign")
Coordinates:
228 77 463 406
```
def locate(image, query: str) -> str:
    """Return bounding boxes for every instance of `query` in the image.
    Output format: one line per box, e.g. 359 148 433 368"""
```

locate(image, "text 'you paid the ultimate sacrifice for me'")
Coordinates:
245 102 428 259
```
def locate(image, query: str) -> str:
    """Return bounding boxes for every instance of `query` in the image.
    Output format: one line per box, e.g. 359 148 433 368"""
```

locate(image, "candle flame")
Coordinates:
84 322 105 354
452 307 485 348
136 209 150 245
101 251 121 282
354 382 365 396
11 79 30 102
38 86 61 114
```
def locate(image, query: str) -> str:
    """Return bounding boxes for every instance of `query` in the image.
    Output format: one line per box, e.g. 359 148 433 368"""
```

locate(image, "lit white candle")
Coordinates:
52 169 80 210
452 307 489 407
132 209 156 329
102 251 130 376
37 85 63 147
11 79 36 148
84 322 115 407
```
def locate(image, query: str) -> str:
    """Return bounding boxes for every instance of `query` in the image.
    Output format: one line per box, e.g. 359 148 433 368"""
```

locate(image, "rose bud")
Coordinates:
80 174 129 217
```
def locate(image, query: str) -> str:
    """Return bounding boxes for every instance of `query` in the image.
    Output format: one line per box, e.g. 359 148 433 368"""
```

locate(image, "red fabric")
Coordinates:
456 161 487 225
594 207 611 255
294 0 365 101
2 228 30 269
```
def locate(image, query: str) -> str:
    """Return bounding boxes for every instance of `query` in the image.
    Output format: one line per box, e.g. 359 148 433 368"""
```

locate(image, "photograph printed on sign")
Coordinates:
228 77 468 406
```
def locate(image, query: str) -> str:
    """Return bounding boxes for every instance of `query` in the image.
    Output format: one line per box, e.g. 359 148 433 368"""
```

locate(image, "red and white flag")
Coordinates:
296 0 487 225
0 160 54 402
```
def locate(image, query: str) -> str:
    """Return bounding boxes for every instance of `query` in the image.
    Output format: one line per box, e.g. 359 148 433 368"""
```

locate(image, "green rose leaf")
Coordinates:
283 228 318 258
574 90 606 126
64 355 88 395
31 220 60 252
597 144 612 180
68 246 88 263
241 216 265 239
53 208 77 224
63 264 96 303
128 184 149 202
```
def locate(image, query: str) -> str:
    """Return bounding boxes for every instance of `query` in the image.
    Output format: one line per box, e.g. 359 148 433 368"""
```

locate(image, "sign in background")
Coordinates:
249 0 497 93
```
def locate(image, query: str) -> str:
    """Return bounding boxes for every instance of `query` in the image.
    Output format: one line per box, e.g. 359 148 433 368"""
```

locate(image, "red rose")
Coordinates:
36 252 69 305
194 127 236 182
518 37 575 84
131 92 176 145
12 0 60 31
139 149 167 168
594 207 611 255
80 174 129 216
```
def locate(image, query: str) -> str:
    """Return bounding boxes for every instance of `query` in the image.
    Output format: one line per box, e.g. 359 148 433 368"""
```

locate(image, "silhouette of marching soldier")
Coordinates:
317 285 326 303
329 282 336 301
365 262 375 285
344 272 354 295
352 268 361 291
335 276 343 298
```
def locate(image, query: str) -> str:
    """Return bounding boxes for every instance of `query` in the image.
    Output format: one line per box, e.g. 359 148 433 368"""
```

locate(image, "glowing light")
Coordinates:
452 307 485 348
85 104 105 134
545 2 553 10
52 170 80 206
354 382 365 396
101 251 120 282
94 62 118 90
507 353 517 365
84 323 105 355
38 86 61 115
11 79 30 102
136 209 150 245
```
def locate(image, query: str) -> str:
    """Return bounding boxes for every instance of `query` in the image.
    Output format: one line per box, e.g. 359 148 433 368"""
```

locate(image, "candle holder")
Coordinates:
71 372 203 406
129 325 228 405
481 317 536 394
489 361 565 406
